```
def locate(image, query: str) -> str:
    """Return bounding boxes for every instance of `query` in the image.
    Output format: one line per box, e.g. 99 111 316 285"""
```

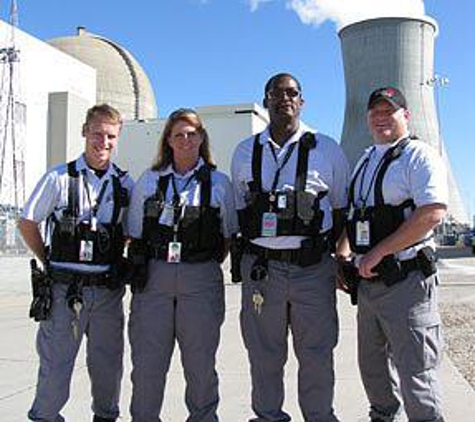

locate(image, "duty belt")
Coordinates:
244 238 329 267
148 245 220 263
367 249 437 286
49 268 112 287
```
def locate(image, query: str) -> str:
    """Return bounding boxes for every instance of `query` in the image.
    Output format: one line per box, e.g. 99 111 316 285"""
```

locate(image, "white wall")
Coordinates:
117 103 269 180
0 19 96 200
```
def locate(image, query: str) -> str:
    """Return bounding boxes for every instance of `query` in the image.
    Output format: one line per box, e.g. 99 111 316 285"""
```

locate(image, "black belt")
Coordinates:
148 246 219 263
244 238 328 267
369 251 437 286
50 269 112 287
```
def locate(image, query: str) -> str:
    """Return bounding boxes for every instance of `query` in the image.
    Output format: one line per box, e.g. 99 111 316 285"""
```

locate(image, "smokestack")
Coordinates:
339 16 469 225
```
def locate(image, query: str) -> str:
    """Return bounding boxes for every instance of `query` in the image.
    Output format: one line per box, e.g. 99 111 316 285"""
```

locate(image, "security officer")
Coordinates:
231 73 349 422
19 104 133 422
127 108 237 422
337 87 448 422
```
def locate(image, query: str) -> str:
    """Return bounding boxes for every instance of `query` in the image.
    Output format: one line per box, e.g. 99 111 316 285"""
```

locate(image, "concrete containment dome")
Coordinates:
47 27 157 121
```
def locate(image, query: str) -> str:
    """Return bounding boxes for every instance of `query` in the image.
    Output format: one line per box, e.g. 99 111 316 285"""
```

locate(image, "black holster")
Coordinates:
29 259 53 321
230 235 245 283
340 261 360 305
128 239 149 293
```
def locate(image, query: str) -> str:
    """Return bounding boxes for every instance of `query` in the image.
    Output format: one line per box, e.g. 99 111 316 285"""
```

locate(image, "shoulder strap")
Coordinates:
348 157 368 207
112 162 128 178
251 133 263 192
66 160 79 217
295 131 317 192
110 175 125 225
157 173 172 199
196 165 212 206
374 137 411 206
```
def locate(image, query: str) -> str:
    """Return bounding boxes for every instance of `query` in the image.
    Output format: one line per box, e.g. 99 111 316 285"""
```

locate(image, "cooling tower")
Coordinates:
339 17 469 225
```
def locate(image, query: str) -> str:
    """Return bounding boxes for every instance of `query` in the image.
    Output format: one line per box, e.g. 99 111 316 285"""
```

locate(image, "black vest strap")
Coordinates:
156 166 213 207
251 131 316 193
66 161 79 217
196 165 212 206
295 132 317 192
349 137 412 207
157 173 171 198
374 137 411 206
65 160 126 223
251 134 263 192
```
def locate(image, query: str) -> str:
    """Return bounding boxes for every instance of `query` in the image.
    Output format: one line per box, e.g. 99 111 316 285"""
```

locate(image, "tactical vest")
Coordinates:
142 165 225 263
49 161 129 265
238 132 327 240
346 137 415 254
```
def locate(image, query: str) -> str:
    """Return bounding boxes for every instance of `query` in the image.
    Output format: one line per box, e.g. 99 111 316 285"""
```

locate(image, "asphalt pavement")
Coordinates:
0 251 474 422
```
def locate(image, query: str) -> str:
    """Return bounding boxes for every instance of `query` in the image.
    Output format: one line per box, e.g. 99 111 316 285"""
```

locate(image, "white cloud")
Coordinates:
286 0 426 29
248 0 275 13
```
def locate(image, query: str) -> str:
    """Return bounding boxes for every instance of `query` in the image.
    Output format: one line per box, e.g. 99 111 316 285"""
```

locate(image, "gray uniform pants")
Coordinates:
129 260 225 422
358 270 444 422
28 282 125 422
240 253 340 422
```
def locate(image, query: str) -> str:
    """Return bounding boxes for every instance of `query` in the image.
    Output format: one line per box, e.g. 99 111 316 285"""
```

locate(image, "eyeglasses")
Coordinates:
172 130 201 142
266 88 301 100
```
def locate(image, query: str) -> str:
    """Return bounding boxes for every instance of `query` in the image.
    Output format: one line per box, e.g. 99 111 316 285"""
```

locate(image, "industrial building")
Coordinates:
0 13 470 253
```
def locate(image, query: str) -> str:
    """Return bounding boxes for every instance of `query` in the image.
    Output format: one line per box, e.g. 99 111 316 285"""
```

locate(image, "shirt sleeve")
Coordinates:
119 174 135 237
230 141 249 211
21 170 61 223
408 145 448 207
127 171 149 239
329 141 350 210
217 174 239 238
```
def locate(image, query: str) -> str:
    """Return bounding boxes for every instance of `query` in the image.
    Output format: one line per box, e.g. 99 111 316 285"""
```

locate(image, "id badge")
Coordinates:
277 193 287 210
79 240 94 262
261 212 278 237
167 241 182 263
356 220 371 246
159 204 175 227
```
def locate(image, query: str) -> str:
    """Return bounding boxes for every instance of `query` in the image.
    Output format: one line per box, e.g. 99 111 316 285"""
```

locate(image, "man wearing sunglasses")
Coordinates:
231 73 349 422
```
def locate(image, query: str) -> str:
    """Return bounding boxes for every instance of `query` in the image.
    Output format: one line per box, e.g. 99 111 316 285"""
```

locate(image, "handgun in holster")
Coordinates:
127 239 149 293
230 235 245 283
29 259 53 322
373 255 406 287
340 261 360 305
416 246 438 278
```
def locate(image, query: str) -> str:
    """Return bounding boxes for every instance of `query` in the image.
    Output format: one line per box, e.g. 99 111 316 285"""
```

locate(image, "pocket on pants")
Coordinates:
407 317 443 373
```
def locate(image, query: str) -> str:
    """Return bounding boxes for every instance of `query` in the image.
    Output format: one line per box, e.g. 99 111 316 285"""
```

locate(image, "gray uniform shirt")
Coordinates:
22 154 134 273
127 159 238 239
350 135 448 259
231 124 350 249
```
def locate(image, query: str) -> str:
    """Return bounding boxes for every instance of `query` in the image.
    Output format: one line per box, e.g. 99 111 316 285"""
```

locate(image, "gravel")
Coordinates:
440 302 475 389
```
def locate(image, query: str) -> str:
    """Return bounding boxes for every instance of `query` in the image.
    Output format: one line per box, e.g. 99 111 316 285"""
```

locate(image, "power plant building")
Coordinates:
0 14 470 254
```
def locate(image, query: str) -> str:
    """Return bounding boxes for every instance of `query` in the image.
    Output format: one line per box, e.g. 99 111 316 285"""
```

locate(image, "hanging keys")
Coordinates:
71 300 82 341
252 290 265 315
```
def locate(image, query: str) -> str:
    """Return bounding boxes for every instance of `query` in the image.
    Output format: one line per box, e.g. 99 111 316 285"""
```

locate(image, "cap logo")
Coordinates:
383 88 396 97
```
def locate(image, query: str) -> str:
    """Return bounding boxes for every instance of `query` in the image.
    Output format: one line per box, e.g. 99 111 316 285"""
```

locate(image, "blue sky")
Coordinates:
2 1 475 219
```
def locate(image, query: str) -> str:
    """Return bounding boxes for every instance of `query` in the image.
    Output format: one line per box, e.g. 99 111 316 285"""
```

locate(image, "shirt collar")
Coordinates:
160 157 205 179
373 132 410 154
76 154 114 179
260 121 312 147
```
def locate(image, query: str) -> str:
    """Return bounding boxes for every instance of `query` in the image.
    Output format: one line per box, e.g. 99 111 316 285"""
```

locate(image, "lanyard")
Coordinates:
81 170 109 221
267 141 298 192
357 146 392 210
169 172 197 240
170 173 196 206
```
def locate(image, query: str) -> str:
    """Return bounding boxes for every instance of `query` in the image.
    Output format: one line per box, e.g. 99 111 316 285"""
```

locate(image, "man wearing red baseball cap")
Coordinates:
338 86 447 422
